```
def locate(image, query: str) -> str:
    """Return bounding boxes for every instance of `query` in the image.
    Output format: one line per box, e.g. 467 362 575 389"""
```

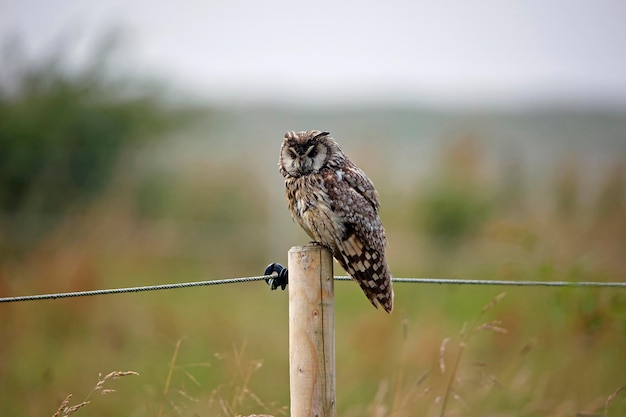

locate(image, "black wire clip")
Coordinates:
264 263 288 291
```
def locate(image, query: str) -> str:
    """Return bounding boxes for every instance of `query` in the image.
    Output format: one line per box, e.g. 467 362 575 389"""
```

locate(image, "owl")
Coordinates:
279 130 394 313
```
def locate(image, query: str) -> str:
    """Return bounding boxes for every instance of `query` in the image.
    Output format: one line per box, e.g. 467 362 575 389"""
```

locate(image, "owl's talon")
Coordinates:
264 263 289 290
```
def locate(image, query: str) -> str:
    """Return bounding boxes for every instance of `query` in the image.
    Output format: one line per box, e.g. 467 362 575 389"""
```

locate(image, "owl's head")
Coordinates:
279 130 344 178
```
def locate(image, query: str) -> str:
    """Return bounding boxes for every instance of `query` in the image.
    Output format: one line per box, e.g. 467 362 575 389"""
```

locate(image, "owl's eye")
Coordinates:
306 145 318 158
287 147 298 159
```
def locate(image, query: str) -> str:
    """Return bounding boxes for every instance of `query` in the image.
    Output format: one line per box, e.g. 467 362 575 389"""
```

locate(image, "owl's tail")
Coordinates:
353 266 394 313
332 243 394 313
331 233 393 313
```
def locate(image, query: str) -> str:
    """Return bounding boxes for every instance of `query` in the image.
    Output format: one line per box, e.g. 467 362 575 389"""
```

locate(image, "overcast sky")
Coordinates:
2 0 626 106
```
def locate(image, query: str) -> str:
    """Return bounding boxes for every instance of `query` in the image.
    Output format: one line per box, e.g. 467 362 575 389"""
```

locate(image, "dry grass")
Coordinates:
372 293 510 417
157 338 183 417
206 342 285 417
52 371 139 416
438 292 507 416
146 338 283 417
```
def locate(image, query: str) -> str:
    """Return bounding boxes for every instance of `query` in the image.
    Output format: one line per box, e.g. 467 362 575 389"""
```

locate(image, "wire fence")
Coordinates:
1 275 625 303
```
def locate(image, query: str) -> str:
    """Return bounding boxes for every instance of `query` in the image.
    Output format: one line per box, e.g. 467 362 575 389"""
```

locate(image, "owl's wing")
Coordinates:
322 163 383 248
322 165 393 312
340 162 380 212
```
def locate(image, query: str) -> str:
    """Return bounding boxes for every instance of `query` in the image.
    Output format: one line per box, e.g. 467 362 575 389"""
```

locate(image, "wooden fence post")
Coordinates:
288 244 336 417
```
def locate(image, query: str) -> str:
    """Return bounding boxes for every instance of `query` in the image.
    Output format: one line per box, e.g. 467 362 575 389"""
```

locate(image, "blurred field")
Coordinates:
1 47 626 417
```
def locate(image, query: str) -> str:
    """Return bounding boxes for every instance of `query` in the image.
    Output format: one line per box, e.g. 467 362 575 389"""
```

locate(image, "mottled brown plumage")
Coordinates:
279 130 394 313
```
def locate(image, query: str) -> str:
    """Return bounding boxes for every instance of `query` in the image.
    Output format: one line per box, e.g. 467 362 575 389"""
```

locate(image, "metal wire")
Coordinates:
0 275 270 303
1 275 624 304
339 276 626 288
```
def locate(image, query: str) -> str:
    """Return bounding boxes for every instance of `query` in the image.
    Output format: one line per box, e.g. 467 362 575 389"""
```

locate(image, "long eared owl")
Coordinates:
279 130 394 313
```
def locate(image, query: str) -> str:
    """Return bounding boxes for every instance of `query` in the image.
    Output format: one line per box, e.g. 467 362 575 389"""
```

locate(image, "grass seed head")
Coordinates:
439 338 450 374
481 292 506 313
52 394 72 417
64 401 90 415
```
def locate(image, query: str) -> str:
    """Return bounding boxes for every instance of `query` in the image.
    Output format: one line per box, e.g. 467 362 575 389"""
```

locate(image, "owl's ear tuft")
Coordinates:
312 131 330 140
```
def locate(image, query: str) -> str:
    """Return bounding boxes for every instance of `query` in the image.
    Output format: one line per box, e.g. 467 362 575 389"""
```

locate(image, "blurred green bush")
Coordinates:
415 137 493 245
0 36 191 244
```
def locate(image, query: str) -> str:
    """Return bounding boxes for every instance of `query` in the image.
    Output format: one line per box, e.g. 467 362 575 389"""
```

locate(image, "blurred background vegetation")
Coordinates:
0 34 625 417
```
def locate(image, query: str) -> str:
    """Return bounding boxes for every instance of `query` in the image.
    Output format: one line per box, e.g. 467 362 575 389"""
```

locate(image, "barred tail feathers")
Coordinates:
332 234 394 313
